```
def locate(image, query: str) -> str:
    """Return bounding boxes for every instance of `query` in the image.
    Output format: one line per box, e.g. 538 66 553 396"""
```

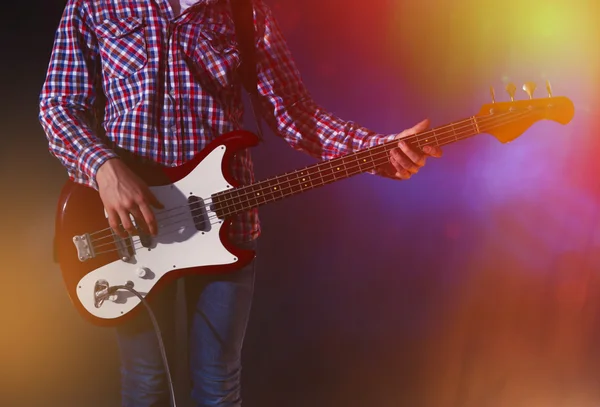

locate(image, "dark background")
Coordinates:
2 1 600 406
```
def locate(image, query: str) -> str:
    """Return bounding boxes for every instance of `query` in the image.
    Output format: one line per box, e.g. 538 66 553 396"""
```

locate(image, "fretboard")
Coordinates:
212 116 482 218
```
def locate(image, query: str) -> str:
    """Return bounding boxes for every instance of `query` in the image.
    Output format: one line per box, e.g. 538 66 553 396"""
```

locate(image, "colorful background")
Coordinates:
1 0 599 406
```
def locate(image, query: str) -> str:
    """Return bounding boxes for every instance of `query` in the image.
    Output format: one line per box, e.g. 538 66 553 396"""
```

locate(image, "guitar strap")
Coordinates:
230 0 265 141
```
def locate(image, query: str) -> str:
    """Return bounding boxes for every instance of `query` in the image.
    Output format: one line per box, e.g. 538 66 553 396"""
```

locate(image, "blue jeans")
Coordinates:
115 241 257 407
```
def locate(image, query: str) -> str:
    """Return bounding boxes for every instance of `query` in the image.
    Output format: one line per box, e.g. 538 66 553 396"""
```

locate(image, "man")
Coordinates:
39 0 442 406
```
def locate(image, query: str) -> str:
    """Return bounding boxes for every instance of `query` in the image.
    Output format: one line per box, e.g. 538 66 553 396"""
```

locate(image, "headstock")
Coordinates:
477 80 574 143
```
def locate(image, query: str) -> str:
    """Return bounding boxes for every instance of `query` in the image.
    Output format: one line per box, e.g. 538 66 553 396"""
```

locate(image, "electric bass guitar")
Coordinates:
54 82 574 326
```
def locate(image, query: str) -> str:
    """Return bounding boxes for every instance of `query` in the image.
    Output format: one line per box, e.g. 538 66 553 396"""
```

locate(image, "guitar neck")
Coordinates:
213 116 482 218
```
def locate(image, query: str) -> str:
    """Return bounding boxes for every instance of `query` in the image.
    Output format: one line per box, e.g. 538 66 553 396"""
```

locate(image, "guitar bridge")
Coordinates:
73 233 95 262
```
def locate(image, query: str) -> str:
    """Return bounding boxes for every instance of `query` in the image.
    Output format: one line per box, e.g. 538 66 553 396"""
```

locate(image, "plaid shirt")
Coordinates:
39 0 396 242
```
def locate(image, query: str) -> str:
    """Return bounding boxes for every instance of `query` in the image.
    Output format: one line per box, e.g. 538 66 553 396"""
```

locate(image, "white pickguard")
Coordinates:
76 146 238 320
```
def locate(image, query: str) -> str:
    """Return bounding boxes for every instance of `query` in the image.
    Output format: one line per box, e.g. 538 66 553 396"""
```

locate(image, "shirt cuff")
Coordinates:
77 144 119 189
364 133 398 149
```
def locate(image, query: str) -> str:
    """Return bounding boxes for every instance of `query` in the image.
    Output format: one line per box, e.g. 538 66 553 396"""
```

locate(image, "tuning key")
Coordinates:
505 83 517 101
490 86 496 103
546 80 553 98
523 82 536 99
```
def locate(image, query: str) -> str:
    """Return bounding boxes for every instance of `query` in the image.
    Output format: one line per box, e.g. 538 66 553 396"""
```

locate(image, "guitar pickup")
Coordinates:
113 233 135 262
188 195 210 232
73 233 95 262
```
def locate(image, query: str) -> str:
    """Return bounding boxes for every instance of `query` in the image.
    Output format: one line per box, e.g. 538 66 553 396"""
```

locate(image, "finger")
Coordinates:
397 118 430 138
117 209 137 236
390 148 421 174
106 208 126 237
138 203 158 236
395 168 412 180
423 145 443 158
145 189 164 209
397 140 427 167
380 163 398 179
129 207 149 235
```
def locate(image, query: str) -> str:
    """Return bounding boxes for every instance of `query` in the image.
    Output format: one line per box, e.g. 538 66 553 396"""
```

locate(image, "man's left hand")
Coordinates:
387 118 442 180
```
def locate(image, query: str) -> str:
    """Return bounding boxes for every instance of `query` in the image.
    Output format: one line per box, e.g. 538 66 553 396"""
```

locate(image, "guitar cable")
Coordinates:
106 283 178 407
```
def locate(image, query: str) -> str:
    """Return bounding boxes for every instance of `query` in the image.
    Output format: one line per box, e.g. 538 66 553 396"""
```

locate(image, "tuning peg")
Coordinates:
546 80 553 98
490 86 496 103
522 82 536 99
505 83 517 101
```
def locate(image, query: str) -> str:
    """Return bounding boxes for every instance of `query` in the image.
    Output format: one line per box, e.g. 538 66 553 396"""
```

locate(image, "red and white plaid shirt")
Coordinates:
39 0 396 242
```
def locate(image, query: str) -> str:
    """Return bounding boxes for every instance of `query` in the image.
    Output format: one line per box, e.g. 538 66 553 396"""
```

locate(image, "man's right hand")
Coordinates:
96 159 163 238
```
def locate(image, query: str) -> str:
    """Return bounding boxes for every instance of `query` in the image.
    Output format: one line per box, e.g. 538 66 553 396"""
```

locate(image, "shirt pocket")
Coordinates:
192 27 241 89
95 17 148 79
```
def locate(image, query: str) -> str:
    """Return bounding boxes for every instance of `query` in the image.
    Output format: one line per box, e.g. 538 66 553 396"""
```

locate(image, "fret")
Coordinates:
267 177 285 202
343 157 354 177
331 160 348 180
246 185 260 209
228 189 244 216
349 154 365 176
437 126 454 147
365 148 376 171
298 169 314 191
234 188 245 212
214 116 497 218
315 165 326 188
295 173 305 193
326 161 337 182
273 176 286 197
313 166 324 187
279 172 293 195
217 192 230 217
290 172 302 195
450 123 459 143
211 192 225 217
374 145 390 169
428 131 439 148
220 193 230 217
416 130 428 148
343 159 351 178
355 150 372 172
321 161 337 185
255 179 272 204
276 177 286 200
427 131 438 148
353 151 369 175
345 155 357 176
471 116 480 135
337 158 349 178
255 182 268 205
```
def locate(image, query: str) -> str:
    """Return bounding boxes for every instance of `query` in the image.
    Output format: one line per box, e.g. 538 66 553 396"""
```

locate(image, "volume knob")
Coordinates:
136 267 150 278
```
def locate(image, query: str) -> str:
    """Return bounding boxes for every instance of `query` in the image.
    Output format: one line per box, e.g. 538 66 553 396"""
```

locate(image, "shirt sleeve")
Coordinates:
254 2 398 162
39 0 117 189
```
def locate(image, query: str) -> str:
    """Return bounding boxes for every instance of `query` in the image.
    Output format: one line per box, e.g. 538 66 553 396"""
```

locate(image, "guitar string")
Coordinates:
86 109 526 244
201 108 541 218
88 108 539 255
85 113 486 239
87 114 496 248
88 108 534 250
88 108 534 251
